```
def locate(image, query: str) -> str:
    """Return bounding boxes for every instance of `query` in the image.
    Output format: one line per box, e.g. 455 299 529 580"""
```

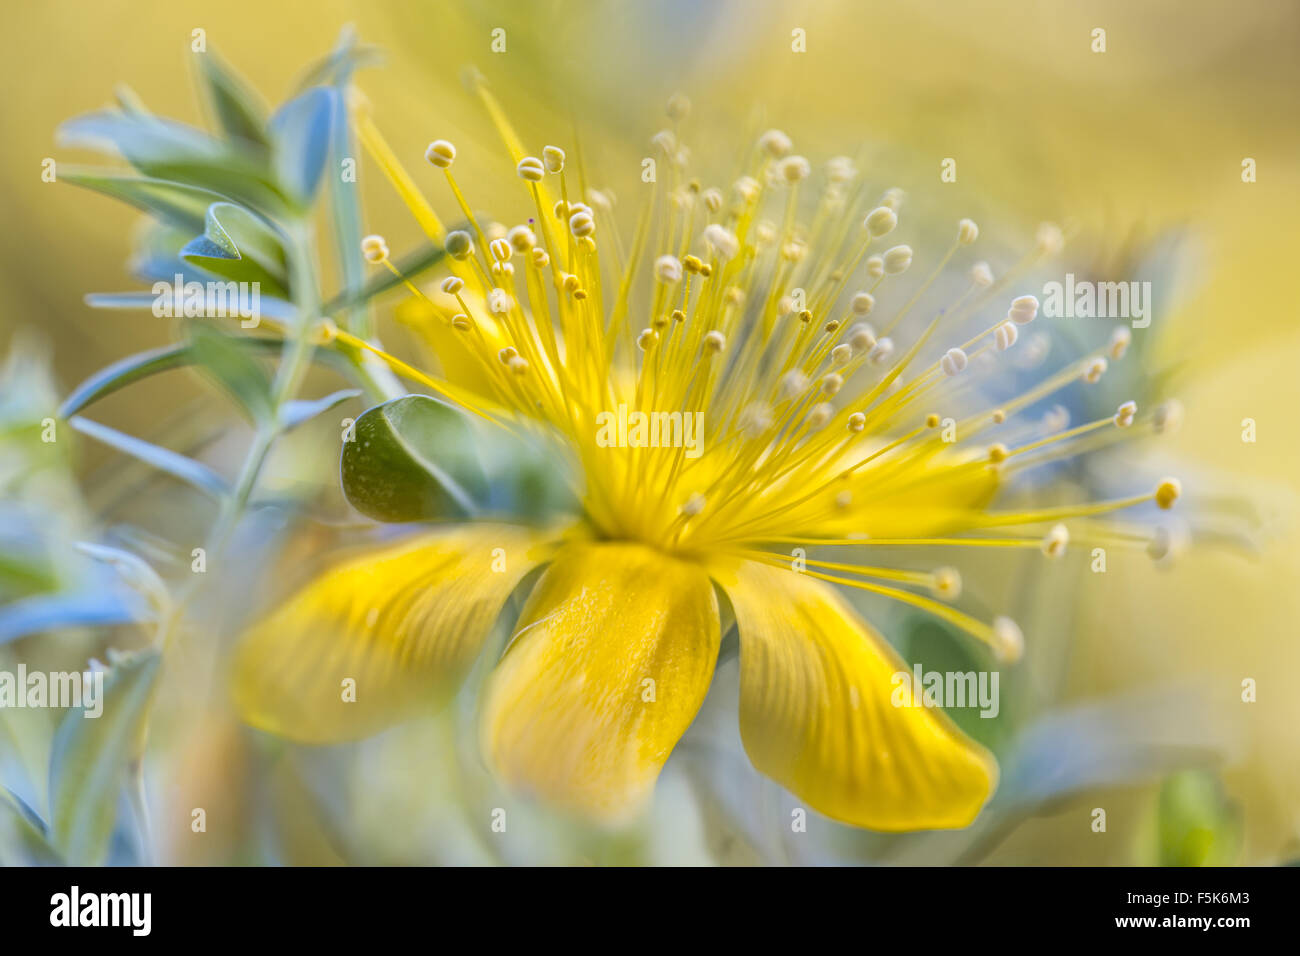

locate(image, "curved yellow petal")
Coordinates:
480 541 720 821
232 523 554 744
714 557 997 831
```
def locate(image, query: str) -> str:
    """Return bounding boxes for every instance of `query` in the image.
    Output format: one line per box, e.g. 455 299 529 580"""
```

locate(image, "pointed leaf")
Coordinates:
197 51 270 148
75 542 170 616
280 388 361 431
60 343 191 418
268 87 334 208
0 589 150 647
61 337 345 418
47 650 161 864
69 416 229 499
185 324 275 425
60 168 228 232
296 30 384 90
59 111 287 214
323 53 367 335
179 201 288 295
84 290 298 323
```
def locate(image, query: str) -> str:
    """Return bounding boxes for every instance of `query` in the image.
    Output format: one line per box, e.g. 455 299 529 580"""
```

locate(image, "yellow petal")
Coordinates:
714 557 997 831
480 541 719 821
395 295 509 401
232 523 554 743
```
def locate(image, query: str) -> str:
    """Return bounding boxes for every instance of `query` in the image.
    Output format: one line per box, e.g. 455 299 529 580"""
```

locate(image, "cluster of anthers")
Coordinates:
340 90 1183 666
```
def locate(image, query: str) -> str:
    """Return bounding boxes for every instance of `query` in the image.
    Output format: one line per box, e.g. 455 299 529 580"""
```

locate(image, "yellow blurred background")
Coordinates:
1 0 1296 863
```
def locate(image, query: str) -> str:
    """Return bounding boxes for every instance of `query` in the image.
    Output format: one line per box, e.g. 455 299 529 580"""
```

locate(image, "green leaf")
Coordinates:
61 343 192 418
61 337 350 418
0 589 150 647
296 28 384 90
84 290 299 323
74 542 170 617
280 388 361 431
59 111 288 215
0 787 60 864
197 51 270 148
1155 770 1242 866
47 649 160 865
69 416 229 499
323 42 367 335
112 84 151 117
268 87 335 208
185 324 275 425
341 395 487 521
60 168 229 233
179 201 288 295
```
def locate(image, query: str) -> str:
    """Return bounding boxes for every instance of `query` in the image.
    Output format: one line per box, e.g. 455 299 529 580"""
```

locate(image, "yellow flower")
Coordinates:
233 85 1181 831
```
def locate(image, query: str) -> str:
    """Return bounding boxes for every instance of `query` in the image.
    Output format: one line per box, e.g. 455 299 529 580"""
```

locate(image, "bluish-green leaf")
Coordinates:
323 45 367 335
60 168 229 233
197 51 270 148
179 201 288 295
60 343 193 418
112 84 151 117
69 416 229 499
280 388 361 431
184 324 275 425
295 28 384 90
0 589 150 646
61 337 348 418
47 649 160 865
75 543 170 616
0 787 60 864
85 290 298 323
341 395 486 521
59 111 287 214
268 87 335 208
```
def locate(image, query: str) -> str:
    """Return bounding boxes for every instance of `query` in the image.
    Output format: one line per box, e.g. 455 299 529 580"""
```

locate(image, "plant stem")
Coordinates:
128 220 324 861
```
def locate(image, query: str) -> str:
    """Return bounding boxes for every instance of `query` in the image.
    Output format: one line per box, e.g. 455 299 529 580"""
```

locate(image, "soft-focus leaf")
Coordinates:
69 416 229 499
60 168 228 232
59 111 287 214
341 395 486 521
322 40 367 335
267 87 334 208
75 543 170 616
279 388 361 431
60 343 193 418
84 290 298 323
1 786 49 837
61 337 349 418
184 324 274 425
0 787 59 864
0 508 60 597
197 51 270 148
295 31 384 90
0 589 150 646
112 84 150 117
991 690 1233 811
47 650 160 865
1154 770 1242 866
